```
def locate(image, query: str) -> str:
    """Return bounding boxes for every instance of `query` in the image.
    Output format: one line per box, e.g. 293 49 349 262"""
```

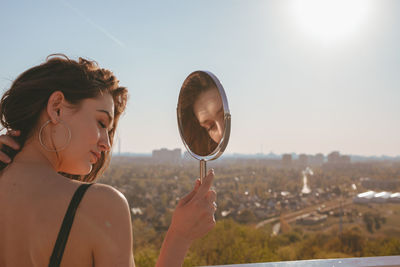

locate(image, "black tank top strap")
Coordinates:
48 183 94 267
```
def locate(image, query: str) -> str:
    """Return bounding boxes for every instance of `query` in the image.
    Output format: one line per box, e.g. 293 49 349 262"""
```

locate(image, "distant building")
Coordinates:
152 148 181 164
327 151 351 165
327 151 341 164
353 190 400 204
390 193 400 203
309 153 324 166
282 154 292 167
353 191 375 204
373 192 392 203
298 154 308 166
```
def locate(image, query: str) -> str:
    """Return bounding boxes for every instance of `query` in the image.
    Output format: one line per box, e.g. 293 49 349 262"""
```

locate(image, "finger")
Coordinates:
194 169 215 200
0 151 11 163
178 179 201 206
180 179 201 204
6 130 20 136
207 202 217 215
206 190 217 203
0 135 20 150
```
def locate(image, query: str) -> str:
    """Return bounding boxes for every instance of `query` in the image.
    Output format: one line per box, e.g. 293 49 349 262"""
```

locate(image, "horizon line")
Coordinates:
112 151 400 159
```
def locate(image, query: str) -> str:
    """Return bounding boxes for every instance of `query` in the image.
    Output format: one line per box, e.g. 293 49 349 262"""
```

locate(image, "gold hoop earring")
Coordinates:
39 119 71 152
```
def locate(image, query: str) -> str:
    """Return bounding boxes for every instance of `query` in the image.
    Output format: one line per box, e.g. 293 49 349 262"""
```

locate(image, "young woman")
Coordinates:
0 55 217 267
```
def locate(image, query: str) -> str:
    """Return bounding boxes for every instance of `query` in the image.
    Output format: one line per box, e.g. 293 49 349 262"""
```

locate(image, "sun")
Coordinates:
290 0 372 44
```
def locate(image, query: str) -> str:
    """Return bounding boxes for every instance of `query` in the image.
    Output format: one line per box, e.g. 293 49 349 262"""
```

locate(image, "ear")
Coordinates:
46 91 65 124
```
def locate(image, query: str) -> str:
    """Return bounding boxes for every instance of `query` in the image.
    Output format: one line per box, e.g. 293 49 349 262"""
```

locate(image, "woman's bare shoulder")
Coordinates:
80 183 134 266
88 183 128 202
82 183 130 217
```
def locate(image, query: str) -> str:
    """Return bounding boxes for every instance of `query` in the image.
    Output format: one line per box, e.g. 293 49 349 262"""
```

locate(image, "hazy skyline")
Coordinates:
1 0 399 156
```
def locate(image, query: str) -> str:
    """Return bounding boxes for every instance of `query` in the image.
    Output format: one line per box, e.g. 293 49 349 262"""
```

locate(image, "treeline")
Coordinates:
103 158 400 195
132 219 400 267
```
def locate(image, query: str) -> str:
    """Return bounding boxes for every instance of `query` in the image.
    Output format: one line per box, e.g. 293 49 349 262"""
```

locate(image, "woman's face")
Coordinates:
193 88 225 144
56 93 114 175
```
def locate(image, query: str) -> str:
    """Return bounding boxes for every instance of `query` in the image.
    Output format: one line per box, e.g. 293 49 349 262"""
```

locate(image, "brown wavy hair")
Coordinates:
0 54 128 182
178 71 218 156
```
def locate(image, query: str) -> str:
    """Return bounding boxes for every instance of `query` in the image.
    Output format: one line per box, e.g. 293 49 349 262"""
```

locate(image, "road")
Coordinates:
255 197 353 229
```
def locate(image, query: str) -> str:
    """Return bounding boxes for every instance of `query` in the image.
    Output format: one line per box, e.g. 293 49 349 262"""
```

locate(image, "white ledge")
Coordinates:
204 256 400 267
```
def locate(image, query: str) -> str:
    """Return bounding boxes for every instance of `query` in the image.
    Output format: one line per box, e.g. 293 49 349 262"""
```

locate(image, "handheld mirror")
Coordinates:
177 71 231 182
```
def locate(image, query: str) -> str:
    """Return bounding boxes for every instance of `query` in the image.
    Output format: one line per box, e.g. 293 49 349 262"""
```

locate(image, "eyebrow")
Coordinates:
97 109 114 129
199 119 212 126
199 107 224 125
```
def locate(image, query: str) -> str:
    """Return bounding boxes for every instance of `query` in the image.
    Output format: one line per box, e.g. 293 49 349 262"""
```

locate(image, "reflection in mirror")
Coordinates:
193 88 225 144
179 72 224 156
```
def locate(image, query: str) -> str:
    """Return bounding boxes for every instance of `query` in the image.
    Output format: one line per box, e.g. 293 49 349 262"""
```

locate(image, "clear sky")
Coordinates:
0 0 399 156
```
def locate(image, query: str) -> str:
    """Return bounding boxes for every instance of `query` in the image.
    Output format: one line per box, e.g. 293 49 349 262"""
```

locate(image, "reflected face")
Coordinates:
193 88 224 144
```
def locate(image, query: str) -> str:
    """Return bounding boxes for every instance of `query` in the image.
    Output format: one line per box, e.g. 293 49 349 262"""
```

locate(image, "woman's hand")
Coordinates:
0 130 21 163
169 169 217 243
156 169 217 267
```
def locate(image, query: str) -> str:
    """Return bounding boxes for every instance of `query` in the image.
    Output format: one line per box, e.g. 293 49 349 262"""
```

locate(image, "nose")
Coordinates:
211 120 224 143
216 121 223 140
99 131 111 152
217 114 225 135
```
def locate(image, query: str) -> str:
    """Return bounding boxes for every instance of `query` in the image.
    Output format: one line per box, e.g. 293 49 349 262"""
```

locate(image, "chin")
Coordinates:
80 164 93 175
63 164 93 176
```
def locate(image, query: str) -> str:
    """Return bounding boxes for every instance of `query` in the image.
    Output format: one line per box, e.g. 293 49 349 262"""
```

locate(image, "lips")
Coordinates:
91 151 101 162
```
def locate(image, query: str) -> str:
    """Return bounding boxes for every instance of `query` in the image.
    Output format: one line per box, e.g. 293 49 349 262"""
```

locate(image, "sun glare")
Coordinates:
291 0 372 44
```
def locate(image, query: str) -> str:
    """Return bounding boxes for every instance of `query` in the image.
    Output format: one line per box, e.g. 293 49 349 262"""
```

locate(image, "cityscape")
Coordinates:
99 149 400 266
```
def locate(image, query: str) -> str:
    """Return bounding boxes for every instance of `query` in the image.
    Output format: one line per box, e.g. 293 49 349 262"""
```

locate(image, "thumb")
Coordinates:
193 169 215 200
178 179 201 206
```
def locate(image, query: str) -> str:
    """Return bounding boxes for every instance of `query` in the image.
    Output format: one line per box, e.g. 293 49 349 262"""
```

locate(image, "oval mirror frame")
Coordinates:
177 70 231 162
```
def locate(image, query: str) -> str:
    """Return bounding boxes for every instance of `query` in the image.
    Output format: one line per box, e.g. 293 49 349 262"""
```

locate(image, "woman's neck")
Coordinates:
5 139 60 174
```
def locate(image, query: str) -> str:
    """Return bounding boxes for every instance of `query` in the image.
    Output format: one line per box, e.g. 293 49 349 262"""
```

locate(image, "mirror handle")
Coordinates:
200 160 207 183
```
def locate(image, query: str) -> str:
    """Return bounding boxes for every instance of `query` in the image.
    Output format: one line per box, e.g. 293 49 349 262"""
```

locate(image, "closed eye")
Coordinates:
207 124 216 132
99 121 114 136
